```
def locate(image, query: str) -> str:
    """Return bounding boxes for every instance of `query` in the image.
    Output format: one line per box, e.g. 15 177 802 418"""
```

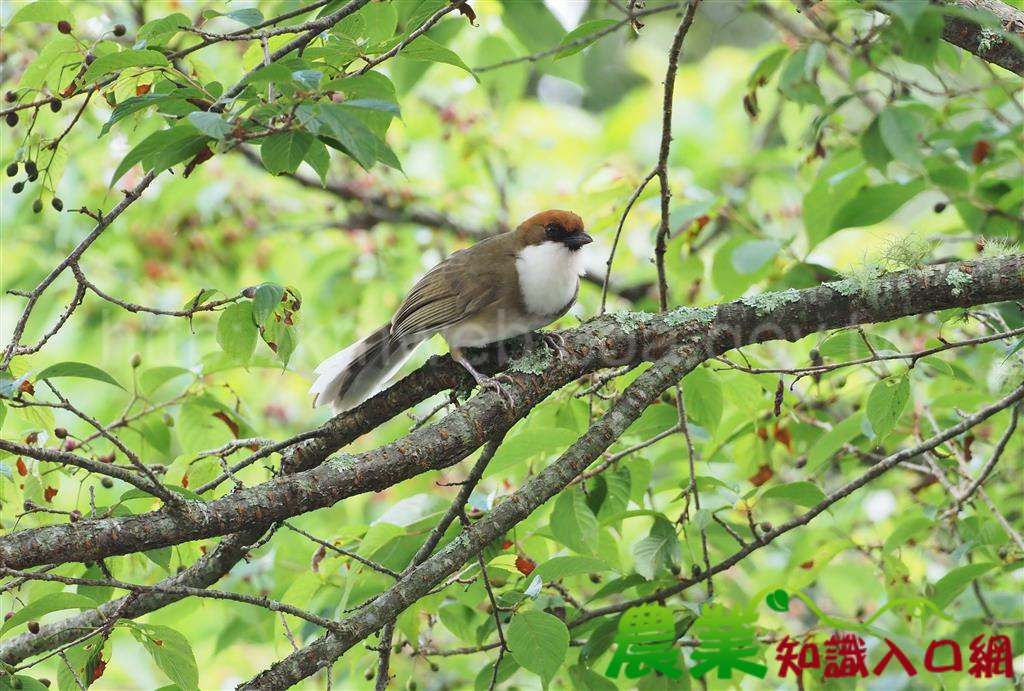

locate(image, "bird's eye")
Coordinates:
545 223 565 240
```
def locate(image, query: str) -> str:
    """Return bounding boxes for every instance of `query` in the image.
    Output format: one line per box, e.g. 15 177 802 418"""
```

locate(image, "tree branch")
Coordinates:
0 255 1019 570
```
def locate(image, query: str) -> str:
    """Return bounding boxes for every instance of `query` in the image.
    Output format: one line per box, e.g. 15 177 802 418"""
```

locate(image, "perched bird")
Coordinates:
310 209 592 413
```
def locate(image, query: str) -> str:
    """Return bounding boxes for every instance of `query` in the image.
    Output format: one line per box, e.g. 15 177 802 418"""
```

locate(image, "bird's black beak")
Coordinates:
564 232 593 250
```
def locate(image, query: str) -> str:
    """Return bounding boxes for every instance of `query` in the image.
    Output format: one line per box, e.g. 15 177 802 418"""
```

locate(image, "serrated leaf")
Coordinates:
633 517 680 580
305 138 331 184
35 362 124 390
8 1 71 25
550 490 599 555
506 610 569 688
82 49 169 83
137 12 190 44
131 622 199 691
315 104 378 169
110 126 209 186
252 283 285 326
261 131 314 175
683 367 723 434
866 375 911 439
99 93 174 137
397 35 477 80
186 111 231 139
807 413 864 472
216 302 257 364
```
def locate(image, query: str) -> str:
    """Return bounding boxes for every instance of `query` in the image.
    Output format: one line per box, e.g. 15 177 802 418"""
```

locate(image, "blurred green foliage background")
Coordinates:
1 0 1022 688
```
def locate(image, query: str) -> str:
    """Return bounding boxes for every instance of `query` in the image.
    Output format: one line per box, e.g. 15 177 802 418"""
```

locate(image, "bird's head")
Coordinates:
517 210 592 251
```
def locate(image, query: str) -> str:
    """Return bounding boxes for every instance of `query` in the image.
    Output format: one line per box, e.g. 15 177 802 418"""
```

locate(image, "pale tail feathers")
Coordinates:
309 325 426 414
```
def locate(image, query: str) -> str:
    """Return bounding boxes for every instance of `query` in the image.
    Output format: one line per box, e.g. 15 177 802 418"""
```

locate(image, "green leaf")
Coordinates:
531 556 611 583
760 481 827 507
316 104 380 170
807 413 864 472
731 239 781 274
568 665 618 691
633 517 680 580
139 366 192 395
883 514 933 553
683 367 723 434
397 35 477 79
830 179 925 232
99 93 174 137
131 622 199 691
252 283 285 326
35 362 124 390
1 592 97 634
186 111 231 140
216 302 257 364
18 35 77 91
305 138 331 184
8 1 71 25
261 131 314 175
203 7 264 26
866 375 911 439
931 563 996 609
555 19 618 59
818 332 899 359
110 126 209 186
748 47 788 89
550 490 599 555
506 610 569 688
82 49 170 83
342 98 401 118
137 12 190 44
861 116 892 170
878 107 924 164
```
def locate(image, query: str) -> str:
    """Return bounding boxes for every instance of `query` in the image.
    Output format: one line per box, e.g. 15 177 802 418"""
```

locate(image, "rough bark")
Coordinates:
0 255 1020 572
942 0 1024 75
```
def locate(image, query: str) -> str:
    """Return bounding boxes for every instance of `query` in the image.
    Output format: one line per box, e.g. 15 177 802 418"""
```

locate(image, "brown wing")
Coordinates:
389 235 516 340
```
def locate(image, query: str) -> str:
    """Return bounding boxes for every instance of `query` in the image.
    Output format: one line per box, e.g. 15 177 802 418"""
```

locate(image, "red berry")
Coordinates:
57 20 72 34
28 621 40 634
3 91 15 103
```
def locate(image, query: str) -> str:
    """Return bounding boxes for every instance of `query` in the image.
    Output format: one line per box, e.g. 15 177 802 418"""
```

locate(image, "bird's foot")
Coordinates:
543 332 570 360
478 373 515 408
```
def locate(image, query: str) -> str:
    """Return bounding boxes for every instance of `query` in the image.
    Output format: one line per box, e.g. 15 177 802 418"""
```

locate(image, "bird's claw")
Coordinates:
479 374 515 408
543 332 570 360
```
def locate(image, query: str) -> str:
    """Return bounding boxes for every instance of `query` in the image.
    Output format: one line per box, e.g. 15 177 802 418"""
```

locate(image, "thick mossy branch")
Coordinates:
0 256 1020 573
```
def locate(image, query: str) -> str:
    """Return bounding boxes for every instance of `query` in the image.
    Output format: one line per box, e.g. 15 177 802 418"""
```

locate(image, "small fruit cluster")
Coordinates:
7 159 63 212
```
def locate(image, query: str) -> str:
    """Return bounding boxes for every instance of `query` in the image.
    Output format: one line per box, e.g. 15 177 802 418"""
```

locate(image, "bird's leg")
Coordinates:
542 331 570 360
449 346 515 408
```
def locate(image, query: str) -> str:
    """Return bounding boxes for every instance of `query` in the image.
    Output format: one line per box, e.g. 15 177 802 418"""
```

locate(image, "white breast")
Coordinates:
515 242 584 317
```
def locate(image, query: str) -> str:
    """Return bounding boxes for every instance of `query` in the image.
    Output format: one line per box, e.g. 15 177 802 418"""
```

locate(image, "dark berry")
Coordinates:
27 620 40 634
3 90 15 103
24 160 37 176
12 181 23 194
933 202 947 213
57 20 72 34
84 53 95 65
101 477 113 488
5 111 17 127
6 162 17 177
32 199 43 213
27 170 37 182
113 23 126 37
54 427 67 439
49 99 61 113
51 197 63 211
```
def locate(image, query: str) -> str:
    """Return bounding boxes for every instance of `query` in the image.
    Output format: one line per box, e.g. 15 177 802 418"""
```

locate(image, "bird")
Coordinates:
310 209 592 414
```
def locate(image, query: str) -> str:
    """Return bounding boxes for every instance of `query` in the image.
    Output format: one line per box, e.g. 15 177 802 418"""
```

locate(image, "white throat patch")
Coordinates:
515 241 584 317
